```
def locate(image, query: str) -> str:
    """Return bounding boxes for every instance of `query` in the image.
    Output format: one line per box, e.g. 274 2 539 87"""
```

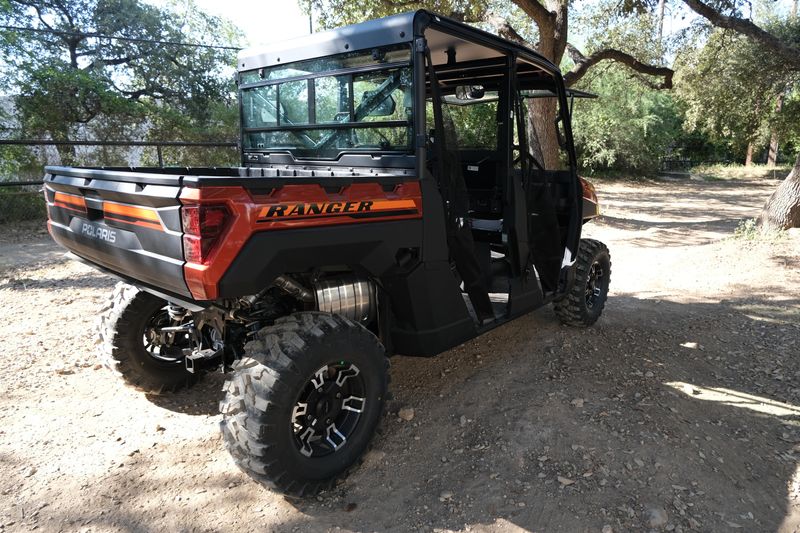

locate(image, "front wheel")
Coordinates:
219 312 388 497
554 239 611 327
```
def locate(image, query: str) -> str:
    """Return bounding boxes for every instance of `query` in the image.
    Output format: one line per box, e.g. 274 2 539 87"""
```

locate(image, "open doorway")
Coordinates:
423 25 582 324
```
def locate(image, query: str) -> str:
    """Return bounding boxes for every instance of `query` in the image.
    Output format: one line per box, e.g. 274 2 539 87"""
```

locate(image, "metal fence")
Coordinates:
0 183 45 224
0 139 238 224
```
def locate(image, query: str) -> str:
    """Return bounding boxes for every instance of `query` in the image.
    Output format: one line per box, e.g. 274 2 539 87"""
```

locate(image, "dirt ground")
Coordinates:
1 177 799 533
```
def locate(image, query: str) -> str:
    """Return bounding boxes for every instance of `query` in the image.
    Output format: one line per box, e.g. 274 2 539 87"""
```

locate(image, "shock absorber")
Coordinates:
167 302 188 322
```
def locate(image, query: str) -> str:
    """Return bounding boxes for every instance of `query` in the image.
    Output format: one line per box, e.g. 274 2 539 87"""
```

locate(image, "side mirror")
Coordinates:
454 85 485 100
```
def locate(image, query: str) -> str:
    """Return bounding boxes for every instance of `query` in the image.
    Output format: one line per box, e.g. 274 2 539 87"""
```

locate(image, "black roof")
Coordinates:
237 10 559 76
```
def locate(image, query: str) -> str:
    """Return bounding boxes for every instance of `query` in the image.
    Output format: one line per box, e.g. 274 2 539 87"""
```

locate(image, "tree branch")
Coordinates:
484 13 530 46
564 43 674 89
83 56 136 70
511 0 554 28
11 1 56 31
681 0 800 69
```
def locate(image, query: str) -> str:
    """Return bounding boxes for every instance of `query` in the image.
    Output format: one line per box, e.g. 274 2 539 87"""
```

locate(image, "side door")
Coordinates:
511 58 578 296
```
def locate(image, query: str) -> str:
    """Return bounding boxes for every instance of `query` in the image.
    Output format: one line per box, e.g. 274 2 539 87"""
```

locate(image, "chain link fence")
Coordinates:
0 183 45 224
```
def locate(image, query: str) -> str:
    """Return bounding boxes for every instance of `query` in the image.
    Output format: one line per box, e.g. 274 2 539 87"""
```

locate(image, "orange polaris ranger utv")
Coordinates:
44 11 608 496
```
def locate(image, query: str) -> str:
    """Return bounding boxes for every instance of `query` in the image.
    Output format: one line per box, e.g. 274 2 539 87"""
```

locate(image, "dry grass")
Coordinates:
691 163 791 181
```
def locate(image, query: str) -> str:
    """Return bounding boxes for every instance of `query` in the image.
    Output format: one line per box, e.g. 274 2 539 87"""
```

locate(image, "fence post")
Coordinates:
157 145 164 168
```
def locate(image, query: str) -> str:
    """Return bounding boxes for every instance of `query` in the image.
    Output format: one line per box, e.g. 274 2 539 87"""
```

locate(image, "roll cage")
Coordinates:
237 10 586 340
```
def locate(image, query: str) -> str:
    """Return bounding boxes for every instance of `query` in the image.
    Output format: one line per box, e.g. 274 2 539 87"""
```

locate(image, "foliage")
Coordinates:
732 217 786 241
0 106 41 180
773 86 800 156
306 0 489 29
0 188 45 223
0 145 41 180
0 0 241 165
572 64 682 172
734 218 761 239
445 101 499 149
675 26 797 159
140 99 240 167
573 0 666 66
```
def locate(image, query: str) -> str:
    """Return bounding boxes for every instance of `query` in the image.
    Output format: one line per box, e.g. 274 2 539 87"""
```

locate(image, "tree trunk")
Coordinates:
745 142 754 166
757 152 800 230
767 133 779 166
767 92 784 166
526 0 568 169
52 131 77 166
657 0 666 44
532 99 561 169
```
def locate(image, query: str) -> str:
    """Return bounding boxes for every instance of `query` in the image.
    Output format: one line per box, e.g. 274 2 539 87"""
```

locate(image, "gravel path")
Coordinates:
1 178 798 532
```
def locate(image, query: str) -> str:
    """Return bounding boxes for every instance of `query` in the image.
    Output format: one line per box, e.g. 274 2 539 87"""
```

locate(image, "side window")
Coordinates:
281 80 309 124
352 69 412 148
243 85 277 128
353 69 411 123
516 92 545 170
315 76 350 123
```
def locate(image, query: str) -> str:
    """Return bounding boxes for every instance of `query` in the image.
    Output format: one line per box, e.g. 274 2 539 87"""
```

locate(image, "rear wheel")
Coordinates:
554 239 611 327
219 312 388 497
97 282 198 393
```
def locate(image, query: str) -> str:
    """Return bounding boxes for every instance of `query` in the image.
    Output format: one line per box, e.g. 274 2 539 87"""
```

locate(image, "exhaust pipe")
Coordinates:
315 276 376 324
273 274 377 324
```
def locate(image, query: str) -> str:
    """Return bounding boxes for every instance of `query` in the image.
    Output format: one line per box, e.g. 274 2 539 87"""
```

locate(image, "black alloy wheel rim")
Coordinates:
292 362 367 458
142 307 193 364
585 261 605 309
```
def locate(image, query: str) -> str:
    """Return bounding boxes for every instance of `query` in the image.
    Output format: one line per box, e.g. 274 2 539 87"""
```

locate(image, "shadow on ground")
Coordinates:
8 292 798 532
594 179 779 248
145 373 227 416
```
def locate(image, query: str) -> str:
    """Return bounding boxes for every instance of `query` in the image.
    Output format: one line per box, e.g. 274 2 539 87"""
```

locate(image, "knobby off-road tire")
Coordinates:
554 238 611 327
97 282 198 393
220 312 389 497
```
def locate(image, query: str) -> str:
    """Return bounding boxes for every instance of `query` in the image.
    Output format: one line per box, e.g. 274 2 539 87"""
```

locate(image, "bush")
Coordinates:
571 65 682 173
733 217 784 241
0 187 46 224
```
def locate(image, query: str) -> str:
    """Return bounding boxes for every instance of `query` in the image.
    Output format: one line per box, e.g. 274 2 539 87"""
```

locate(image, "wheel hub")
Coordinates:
142 307 193 364
292 362 366 458
306 383 343 425
585 261 605 309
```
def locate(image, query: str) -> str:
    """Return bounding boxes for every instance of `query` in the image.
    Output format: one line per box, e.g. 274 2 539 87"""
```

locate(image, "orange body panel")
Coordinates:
181 181 422 300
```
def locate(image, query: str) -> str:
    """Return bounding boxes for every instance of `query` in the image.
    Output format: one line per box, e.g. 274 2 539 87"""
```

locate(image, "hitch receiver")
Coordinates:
184 347 224 373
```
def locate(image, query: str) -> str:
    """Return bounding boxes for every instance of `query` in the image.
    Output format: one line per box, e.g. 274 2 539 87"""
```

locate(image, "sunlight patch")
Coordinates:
666 381 800 417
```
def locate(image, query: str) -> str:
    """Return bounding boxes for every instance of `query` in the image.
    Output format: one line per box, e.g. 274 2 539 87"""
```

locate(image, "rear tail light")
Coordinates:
181 204 231 264
579 177 598 203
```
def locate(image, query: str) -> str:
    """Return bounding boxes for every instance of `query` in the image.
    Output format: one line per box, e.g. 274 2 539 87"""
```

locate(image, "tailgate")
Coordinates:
44 166 191 298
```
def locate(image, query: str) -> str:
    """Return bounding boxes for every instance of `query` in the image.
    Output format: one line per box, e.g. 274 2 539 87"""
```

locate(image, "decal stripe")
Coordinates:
256 208 418 223
256 199 420 223
103 202 161 222
103 215 163 231
53 201 87 214
367 199 417 210
53 192 87 212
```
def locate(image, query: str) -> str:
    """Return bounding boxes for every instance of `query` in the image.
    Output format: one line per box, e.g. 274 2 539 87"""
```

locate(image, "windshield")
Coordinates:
240 46 413 159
